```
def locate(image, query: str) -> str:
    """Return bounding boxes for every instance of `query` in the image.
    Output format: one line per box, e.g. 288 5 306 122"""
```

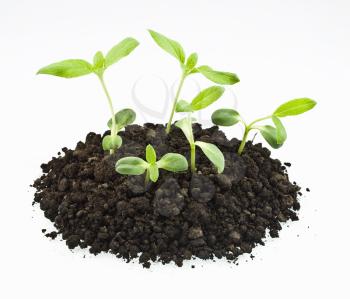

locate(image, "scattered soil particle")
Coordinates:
45 231 58 239
33 123 301 267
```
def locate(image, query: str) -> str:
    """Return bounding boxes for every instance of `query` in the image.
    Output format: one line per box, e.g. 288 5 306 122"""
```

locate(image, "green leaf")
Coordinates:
102 135 122 151
259 125 283 149
195 141 225 173
190 86 225 111
108 108 136 130
272 116 287 144
157 153 188 172
273 98 317 117
197 65 240 85
115 157 148 175
105 37 139 68
146 144 157 164
175 117 194 145
93 51 105 72
37 59 93 78
148 164 159 182
185 52 198 71
211 109 241 126
175 100 193 113
148 30 185 64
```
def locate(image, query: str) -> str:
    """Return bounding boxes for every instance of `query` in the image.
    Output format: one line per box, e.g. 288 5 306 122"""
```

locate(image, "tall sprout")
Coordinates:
37 37 139 154
148 30 239 134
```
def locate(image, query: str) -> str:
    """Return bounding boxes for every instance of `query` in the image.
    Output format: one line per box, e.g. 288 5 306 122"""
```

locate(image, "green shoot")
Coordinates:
175 117 224 173
115 144 188 185
174 85 226 173
211 98 317 155
103 108 136 151
148 29 240 134
37 37 139 154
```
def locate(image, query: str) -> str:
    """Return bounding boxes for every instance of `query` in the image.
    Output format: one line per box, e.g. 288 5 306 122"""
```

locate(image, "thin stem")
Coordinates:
190 144 196 172
98 74 116 154
166 71 187 134
145 168 150 187
238 125 250 155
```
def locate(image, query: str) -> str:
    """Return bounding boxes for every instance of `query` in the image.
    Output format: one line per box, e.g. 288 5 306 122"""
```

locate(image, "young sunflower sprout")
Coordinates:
148 29 240 134
212 98 317 155
37 37 139 154
175 117 225 173
115 144 188 185
175 85 226 173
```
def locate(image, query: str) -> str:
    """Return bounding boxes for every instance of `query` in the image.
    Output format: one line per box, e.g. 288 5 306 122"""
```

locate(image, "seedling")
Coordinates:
115 144 188 185
212 98 317 155
37 37 139 154
174 85 225 173
175 116 224 173
148 29 240 134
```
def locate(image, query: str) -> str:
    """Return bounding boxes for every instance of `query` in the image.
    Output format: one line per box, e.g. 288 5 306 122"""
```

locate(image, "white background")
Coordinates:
1 0 349 298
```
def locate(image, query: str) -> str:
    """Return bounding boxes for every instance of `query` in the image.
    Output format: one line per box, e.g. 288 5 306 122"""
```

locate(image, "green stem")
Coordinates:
166 71 187 134
98 74 116 154
237 125 250 155
190 144 196 172
237 115 272 155
145 168 150 186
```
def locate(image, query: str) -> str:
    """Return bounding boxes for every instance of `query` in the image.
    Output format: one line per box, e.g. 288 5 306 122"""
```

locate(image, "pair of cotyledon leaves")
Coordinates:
148 30 240 85
37 37 139 78
212 98 317 149
116 144 188 182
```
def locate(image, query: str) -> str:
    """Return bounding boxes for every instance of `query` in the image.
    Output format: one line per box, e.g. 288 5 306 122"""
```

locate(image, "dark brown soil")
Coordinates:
33 123 301 267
